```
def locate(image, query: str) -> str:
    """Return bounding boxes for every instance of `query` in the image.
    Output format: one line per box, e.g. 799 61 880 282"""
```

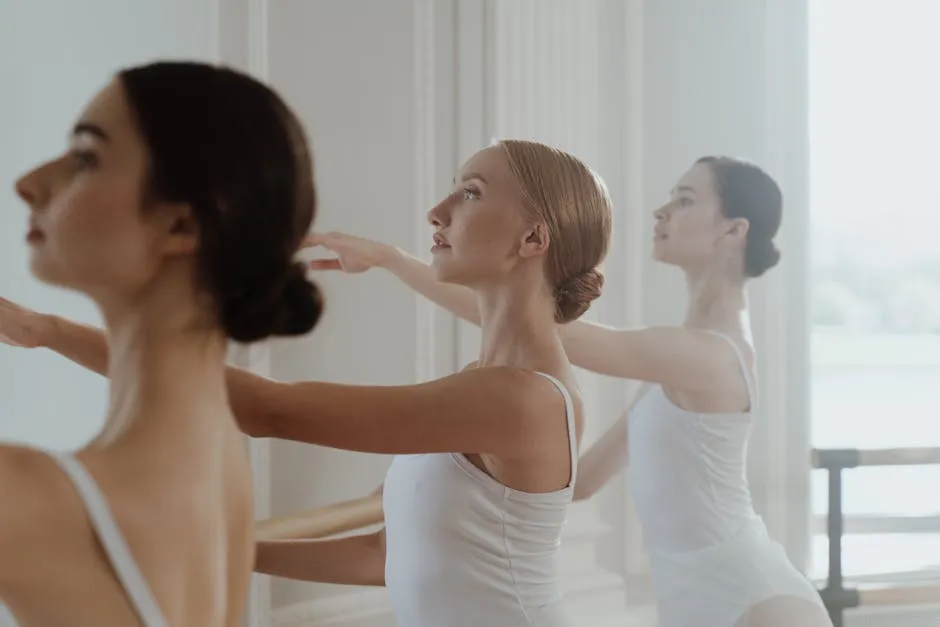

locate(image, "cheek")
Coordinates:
33 180 153 285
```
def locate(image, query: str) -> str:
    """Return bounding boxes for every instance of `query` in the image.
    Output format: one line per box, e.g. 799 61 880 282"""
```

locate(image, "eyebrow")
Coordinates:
71 122 110 142
673 185 696 195
452 172 489 186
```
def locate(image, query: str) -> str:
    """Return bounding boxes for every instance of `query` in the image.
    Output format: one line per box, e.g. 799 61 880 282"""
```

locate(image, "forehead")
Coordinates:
74 79 139 147
676 162 716 196
456 145 514 188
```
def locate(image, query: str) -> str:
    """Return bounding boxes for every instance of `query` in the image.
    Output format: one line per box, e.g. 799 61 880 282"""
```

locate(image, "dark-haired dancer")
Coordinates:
0 62 323 627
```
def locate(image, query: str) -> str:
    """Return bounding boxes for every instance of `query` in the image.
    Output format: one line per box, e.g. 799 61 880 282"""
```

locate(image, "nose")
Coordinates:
426 192 455 227
15 163 50 209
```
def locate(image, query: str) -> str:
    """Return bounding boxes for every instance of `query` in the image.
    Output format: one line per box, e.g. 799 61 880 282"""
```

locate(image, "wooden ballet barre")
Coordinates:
812 447 940 469
857 584 940 607
255 494 384 541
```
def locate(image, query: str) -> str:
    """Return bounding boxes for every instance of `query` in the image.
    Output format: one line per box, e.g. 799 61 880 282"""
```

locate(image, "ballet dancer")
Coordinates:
0 140 613 627
293 156 833 627
0 61 322 626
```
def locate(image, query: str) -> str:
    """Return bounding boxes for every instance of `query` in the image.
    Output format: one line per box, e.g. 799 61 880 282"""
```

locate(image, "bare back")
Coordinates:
1 413 254 627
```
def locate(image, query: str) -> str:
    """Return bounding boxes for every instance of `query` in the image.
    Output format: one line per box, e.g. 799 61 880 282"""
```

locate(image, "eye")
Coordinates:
678 196 694 207
462 186 480 201
70 150 99 171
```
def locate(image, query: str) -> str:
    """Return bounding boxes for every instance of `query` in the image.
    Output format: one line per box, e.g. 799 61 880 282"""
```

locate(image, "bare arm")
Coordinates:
357 250 739 391
379 247 480 324
306 234 480 325
573 383 651 501
42 315 110 376
247 367 563 457
255 529 386 586
31 316 274 435
573 412 627 501
559 323 742 392
31 312 558 452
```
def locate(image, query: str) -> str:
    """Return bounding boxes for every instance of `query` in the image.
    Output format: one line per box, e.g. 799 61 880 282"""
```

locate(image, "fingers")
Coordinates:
301 232 326 249
308 258 343 271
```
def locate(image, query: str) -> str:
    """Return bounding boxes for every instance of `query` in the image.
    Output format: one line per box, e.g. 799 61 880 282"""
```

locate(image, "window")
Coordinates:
809 0 940 582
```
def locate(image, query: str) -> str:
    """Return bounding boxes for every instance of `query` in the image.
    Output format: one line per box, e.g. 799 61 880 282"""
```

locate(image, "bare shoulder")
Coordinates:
0 445 77 590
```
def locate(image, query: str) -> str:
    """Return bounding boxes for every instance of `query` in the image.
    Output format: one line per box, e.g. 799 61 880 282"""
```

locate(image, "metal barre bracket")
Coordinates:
812 448 861 470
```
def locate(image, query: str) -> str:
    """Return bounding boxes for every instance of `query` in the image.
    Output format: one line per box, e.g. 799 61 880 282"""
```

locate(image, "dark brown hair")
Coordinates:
697 156 783 278
120 61 322 342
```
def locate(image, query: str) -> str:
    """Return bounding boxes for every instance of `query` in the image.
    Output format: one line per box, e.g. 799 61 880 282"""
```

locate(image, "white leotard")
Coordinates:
382 371 577 627
50 452 167 627
628 331 827 627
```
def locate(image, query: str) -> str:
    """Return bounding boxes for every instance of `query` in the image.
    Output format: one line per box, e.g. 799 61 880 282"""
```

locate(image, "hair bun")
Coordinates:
555 267 604 323
222 261 324 343
745 238 781 278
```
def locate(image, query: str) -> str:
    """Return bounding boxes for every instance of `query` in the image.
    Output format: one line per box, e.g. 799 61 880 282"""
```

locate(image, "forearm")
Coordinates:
382 247 480 325
573 413 629 501
558 319 620 374
255 532 385 586
42 315 110 376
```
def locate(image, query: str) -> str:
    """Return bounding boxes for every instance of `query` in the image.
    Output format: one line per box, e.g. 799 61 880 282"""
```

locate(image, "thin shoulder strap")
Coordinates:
704 330 756 410
533 372 578 487
49 452 168 627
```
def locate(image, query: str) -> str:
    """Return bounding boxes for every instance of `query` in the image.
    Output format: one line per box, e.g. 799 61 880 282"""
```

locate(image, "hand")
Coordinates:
0 297 53 348
303 232 394 274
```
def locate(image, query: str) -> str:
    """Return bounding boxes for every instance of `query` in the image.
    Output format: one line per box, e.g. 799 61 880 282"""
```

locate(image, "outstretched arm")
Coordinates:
307 233 480 325
382 247 480 325
559 323 743 392
18 308 560 450
245 366 563 457
306 235 740 391
255 529 386 586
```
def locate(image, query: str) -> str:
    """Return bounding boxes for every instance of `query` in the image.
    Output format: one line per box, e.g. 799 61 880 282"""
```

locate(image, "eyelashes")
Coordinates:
70 150 99 171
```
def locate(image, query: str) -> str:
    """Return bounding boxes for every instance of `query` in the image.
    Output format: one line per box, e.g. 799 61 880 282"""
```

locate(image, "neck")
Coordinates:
475 277 561 369
682 263 749 334
96 290 230 448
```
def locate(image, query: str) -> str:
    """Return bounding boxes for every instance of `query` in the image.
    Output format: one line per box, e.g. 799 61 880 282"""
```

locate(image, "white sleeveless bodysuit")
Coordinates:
628 332 827 627
50 452 168 626
382 371 577 627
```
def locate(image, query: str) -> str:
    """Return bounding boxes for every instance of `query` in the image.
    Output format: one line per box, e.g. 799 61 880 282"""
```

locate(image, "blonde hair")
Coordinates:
497 139 612 323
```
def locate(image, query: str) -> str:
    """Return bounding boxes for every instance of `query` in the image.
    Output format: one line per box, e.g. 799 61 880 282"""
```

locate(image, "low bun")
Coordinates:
221 261 324 343
745 239 781 278
555 267 604 323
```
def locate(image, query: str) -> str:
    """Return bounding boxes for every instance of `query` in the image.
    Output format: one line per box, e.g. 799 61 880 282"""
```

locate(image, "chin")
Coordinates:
430 256 473 287
29 253 80 290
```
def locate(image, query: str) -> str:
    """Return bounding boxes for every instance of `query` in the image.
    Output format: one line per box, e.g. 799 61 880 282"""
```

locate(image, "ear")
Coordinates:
519 222 550 259
157 201 200 256
724 217 749 241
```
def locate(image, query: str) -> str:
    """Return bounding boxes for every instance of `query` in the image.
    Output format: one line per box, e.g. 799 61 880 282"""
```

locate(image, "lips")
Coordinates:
433 233 450 248
26 221 45 244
